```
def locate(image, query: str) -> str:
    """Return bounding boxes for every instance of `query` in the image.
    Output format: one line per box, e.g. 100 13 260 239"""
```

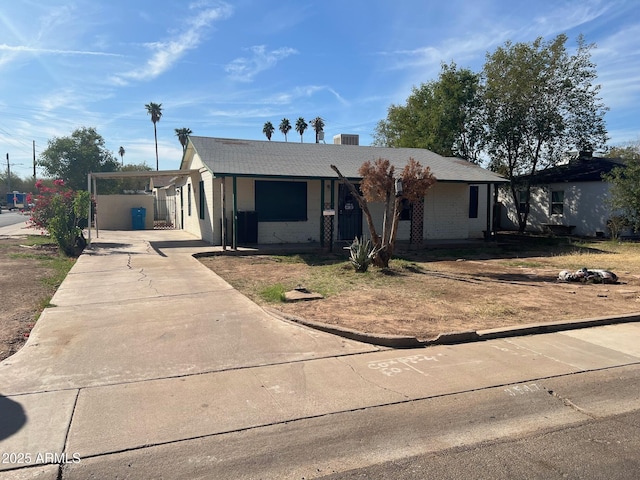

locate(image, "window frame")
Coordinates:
198 180 205 220
469 185 479 219
517 190 529 214
550 190 564 216
187 183 192 216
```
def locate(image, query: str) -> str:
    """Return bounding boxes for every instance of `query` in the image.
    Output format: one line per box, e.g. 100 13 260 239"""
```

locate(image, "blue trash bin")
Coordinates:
131 207 146 230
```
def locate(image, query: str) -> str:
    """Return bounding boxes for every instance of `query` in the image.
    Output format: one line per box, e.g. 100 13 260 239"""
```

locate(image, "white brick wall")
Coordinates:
424 183 469 239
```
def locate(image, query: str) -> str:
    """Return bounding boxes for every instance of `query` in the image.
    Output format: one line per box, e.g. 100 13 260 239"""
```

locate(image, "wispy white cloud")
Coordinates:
0 44 122 57
113 2 233 84
225 45 298 82
266 85 348 106
380 0 612 74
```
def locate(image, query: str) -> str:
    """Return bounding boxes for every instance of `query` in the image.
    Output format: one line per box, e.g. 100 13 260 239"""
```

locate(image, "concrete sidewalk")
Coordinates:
1 230 639 479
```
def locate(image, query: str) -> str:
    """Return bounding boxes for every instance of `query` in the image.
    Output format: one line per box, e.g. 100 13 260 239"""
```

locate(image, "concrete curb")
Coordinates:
265 308 640 349
264 309 423 349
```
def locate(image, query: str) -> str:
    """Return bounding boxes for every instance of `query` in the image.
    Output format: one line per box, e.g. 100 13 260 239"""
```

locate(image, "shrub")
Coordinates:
30 179 91 256
349 236 378 272
606 215 628 240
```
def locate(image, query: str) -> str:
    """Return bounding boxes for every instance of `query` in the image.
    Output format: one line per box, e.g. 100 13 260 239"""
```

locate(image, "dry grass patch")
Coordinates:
199 238 640 340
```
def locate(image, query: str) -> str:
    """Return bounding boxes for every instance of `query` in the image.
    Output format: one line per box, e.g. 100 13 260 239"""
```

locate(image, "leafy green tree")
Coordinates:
279 118 292 142
295 117 308 143
38 127 119 191
310 117 324 143
263 121 275 141
145 102 163 170
175 127 192 151
373 62 483 162
482 34 608 232
603 140 640 233
99 163 154 194
605 140 640 161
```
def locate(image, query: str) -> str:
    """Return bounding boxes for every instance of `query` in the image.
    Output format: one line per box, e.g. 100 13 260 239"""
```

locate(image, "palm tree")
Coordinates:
295 117 308 143
310 116 325 143
145 102 163 170
279 118 292 142
118 146 125 166
175 127 192 151
263 121 275 141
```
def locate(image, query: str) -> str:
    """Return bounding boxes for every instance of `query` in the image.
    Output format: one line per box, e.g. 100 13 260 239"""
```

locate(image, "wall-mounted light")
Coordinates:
395 178 403 197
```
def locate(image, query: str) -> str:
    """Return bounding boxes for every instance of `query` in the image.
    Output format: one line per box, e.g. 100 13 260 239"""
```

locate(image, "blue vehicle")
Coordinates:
6 192 27 210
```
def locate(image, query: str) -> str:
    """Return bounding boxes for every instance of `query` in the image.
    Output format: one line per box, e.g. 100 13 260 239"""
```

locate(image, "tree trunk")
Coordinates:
154 124 159 171
330 165 381 246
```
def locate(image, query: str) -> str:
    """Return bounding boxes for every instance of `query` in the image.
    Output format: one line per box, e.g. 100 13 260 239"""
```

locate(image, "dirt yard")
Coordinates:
199 238 640 340
0 236 75 361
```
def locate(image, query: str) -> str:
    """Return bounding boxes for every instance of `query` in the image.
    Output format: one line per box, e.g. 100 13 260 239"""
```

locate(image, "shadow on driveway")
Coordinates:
0 395 26 441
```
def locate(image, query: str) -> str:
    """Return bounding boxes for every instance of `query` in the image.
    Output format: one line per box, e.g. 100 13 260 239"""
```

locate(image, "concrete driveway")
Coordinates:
1 229 639 479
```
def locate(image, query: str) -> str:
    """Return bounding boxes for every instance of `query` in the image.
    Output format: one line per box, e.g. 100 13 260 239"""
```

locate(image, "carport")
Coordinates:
87 170 197 244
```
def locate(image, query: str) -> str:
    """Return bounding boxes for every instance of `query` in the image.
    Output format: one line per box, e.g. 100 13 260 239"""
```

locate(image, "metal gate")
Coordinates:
153 195 176 229
337 183 363 241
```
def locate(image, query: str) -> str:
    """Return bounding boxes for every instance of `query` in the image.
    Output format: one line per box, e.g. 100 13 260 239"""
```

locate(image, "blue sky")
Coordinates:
0 0 639 176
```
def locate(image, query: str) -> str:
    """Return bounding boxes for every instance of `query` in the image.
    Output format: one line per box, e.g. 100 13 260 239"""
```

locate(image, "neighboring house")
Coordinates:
499 152 626 237
174 135 507 247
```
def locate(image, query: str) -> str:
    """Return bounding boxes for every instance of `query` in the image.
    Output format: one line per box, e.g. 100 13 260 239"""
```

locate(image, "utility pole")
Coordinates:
6 153 10 192
33 141 36 178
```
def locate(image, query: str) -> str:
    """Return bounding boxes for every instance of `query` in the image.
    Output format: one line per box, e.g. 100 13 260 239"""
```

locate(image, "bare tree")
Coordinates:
331 158 436 267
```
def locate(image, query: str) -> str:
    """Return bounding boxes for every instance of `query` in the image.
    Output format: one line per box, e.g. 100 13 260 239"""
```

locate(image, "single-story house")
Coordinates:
498 152 626 237
174 135 507 248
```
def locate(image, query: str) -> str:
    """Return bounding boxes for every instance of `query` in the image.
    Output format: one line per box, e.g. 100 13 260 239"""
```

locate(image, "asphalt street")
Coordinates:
0 211 29 229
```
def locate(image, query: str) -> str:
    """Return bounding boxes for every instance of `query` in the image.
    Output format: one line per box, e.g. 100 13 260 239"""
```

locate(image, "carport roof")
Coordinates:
185 136 507 184
88 169 197 179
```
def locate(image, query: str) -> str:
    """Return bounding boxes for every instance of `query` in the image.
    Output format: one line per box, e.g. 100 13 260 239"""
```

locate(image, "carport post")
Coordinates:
93 175 98 238
232 175 238 250
87 173 92 244
220 176 226 251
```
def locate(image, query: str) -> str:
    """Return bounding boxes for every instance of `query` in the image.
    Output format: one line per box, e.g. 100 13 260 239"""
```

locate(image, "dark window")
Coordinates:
399 198 412 221
469 186 479 219
551 190 564 215
187 183 192 216
518 191 529 214
255 180 307 222
198 180 205 220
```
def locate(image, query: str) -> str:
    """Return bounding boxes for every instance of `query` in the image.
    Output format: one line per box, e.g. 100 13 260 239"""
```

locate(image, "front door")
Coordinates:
338 183 363 241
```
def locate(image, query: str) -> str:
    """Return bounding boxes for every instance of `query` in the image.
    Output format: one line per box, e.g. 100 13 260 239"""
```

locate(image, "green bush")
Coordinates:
30 180 91 256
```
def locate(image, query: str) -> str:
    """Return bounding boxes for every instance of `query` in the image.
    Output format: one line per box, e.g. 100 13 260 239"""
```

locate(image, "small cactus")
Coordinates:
349 236 378 272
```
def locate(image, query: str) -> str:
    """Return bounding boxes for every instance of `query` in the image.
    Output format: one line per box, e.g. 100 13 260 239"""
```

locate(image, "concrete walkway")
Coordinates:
1 229 639 479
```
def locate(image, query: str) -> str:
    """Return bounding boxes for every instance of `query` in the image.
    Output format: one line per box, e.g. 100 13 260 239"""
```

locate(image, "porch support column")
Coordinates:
232 175 238 250
320 179 325 247
210 176 215 245
87 173 92 244
93 176 99 238
492 182 500 234
220 176 226 251
485 183 492 241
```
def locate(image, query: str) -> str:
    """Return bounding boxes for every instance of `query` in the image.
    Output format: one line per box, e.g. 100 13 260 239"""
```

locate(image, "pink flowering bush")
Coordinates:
30 179 91 256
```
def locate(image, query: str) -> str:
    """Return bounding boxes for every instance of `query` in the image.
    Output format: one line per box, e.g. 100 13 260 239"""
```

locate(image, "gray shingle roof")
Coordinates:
525 156 626 183
187 136 507 184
